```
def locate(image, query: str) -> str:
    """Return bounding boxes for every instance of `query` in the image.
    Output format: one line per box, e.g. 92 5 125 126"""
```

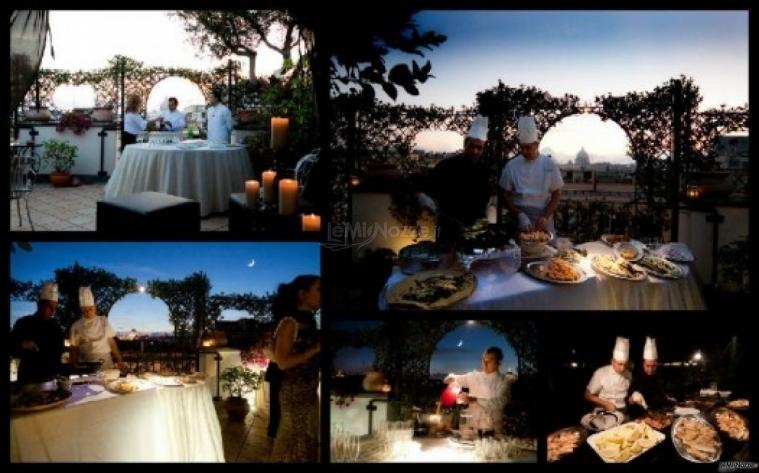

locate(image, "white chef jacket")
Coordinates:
207 103 233 144
69 316 117 367
161 109 186 131
451 370 514 431
586 365 632 410
123 112 147 136
499 153 563 210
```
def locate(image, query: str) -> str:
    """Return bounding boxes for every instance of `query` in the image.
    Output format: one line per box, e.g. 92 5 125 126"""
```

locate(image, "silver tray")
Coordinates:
671 415 722 463
525 260 588 285
11 390 72 413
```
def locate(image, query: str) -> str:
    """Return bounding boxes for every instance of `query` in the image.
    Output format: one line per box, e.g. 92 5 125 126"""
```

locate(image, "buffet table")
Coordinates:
380 242 705 310
10 381 224 462
353 435 537 463
104 143 253 216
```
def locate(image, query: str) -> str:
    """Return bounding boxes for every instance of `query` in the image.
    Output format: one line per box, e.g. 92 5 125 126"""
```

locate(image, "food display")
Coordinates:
592 255 647 281
10 388 72 413
637 255 683 279
555 247 587 264
587 421 665 463
672 416 722 463
386 269 477 310
713 408 749 441
641 411 673 431
601 234 630 246
548 427 585 463
727 399 749 410
463 219 490 240
526 259 586 284
107 379 139 394
614 242 643 261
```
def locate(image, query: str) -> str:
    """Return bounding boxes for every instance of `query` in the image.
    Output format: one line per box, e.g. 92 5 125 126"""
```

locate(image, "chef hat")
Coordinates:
467 115 489 141
643 337 658 360
159 97 169 112
39 282 58 302
612 336 630 363
79 286 95 307
517 115 539 144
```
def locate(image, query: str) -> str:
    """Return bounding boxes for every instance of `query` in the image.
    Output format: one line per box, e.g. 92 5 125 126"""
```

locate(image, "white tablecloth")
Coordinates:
104 143 253 216
380 242 705 310
11 381 225 462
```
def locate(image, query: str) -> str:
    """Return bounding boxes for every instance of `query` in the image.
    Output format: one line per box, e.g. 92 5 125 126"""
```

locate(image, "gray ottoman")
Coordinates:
97 191 200 233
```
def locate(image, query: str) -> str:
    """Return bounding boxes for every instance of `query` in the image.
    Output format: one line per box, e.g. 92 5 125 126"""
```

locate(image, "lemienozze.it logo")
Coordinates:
719 462 758 473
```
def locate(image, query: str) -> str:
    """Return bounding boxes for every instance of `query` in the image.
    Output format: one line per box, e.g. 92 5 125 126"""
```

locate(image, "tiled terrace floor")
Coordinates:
10 182 229 232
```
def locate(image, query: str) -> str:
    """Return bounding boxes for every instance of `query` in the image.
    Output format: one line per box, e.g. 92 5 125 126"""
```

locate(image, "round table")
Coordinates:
105 143 253 217
11 380 224 462
380 241 706 310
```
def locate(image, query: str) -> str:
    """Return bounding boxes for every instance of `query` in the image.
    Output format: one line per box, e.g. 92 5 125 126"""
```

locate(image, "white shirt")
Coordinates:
587 365 632 410
69 315 116 362
452 370 514 431
161 109 186 131
206 103 233 144
499 153 563 210
124 112 147 136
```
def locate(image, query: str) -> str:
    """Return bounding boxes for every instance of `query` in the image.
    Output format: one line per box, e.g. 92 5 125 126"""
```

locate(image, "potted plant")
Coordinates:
56 111 92 135
92 103 114 122
220 365 262 421
41 138 77 187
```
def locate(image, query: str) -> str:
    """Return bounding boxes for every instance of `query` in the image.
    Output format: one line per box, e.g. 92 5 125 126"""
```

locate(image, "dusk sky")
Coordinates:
10 242 320 333
396 11 748 162
333 321 519 376
35 11 748 162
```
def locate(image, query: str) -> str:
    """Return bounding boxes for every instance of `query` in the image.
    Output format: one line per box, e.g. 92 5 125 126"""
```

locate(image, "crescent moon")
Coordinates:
248 259 256 268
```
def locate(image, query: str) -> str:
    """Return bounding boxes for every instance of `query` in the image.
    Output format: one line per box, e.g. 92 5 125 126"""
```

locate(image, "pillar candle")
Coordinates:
262 170 277 204
270 117 289 150
301 213 321 232
278 179 298 216
245 180 260 209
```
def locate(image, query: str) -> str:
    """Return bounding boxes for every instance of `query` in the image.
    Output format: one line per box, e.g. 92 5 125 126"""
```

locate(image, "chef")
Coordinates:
420 115 493 244
628 337 673 412
206 88 233 144
499 115 563 233
444 346 514 435
69 287 125 370
584 337 632 413
161 97 186 131
10 282 65 383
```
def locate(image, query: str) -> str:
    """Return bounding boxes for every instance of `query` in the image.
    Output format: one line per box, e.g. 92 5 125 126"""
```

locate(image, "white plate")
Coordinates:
591 256 647 282
521 244 557 261
613 242 644 262
586 421 665 463
106 379 143 394
525 260 588 284
635 256 684 279
674 407 701 416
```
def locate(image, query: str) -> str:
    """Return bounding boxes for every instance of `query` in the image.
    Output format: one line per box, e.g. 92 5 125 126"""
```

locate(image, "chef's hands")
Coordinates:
630 391 648 410
21 340 39 351
517 212 532 231
601 400 617 412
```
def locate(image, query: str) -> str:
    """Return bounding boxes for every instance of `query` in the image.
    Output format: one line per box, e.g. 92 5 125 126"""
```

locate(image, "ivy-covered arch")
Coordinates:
332 75 748 240
24 55 241 113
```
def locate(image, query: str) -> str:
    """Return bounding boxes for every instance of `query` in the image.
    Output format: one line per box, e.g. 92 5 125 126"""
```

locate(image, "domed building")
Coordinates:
575 146 591 169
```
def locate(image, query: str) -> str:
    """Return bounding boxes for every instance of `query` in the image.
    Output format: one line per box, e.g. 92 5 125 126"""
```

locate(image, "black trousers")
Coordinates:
121 131 137 151
266 362 282 438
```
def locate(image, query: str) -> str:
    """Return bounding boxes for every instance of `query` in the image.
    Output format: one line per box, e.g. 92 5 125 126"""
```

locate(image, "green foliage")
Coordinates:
17 262 137 331
148 272 213 345
41 138 77 173
10 242 32 253
221 365 262 397
259 72 319 158
291 8 446 103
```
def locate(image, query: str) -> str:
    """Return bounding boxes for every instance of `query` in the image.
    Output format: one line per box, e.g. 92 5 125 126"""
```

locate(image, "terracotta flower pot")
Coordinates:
92 107 114 122
25 107 52 121
224 396 250 422
49 172 72 188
